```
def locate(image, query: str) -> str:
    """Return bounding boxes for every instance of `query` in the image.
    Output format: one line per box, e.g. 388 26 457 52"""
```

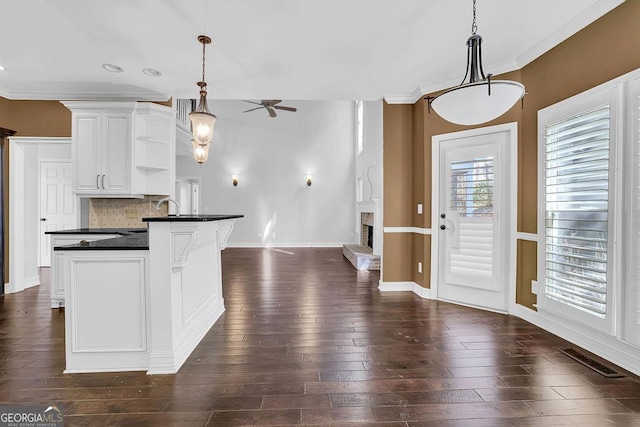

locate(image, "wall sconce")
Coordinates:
306 175 312 187
232 175 238 186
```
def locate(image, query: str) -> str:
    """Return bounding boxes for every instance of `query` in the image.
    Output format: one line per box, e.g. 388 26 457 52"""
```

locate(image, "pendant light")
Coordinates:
426 0 525 126
190 35 217 162
191 139 210 164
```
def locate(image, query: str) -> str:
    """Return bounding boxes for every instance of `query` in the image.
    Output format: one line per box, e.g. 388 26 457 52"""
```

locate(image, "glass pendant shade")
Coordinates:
190 110 216 145
190 87 217 146
431 80 525 126
191 140 210 164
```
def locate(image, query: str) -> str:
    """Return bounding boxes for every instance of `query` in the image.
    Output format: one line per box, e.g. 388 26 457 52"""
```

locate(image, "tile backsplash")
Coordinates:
89 196 168 228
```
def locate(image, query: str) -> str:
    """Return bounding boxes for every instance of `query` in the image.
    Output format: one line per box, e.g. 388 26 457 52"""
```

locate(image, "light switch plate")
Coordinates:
417 203 423 214
418 262 423 274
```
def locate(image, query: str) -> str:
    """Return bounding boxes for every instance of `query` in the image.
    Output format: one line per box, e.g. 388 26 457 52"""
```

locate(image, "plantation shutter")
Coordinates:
449 157 494 278
544 106 610 318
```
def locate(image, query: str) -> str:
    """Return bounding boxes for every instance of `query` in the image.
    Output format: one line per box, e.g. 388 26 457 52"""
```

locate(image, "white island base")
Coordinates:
60 216 239 374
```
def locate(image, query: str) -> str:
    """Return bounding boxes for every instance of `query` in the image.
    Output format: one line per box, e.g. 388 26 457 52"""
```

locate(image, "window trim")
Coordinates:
537 84 621 336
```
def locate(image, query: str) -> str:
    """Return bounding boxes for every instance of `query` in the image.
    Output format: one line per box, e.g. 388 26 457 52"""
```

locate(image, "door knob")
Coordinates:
40 218 47 221
440 224 446 230
440 213 446 218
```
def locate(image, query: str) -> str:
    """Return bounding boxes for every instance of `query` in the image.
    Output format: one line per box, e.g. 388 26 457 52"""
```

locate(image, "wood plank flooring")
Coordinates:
1 247 640 426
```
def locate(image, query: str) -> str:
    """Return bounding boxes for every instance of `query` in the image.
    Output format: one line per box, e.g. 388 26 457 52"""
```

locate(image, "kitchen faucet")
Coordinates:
156 197 181 216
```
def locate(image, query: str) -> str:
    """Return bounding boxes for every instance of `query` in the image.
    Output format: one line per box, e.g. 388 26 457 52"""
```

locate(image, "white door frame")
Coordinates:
430 122 518 314
8 137 78 294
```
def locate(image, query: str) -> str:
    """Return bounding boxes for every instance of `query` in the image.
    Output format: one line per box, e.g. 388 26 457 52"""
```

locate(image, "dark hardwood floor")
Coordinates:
1 247 640 426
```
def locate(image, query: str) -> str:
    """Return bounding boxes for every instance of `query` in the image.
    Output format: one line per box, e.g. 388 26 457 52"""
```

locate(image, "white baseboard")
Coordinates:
5 276 41 294
378 281 433 299
511 304 640 377
227 243 344 248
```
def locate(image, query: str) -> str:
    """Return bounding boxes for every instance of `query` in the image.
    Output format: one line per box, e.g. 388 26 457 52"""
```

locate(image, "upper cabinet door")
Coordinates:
63 101 175 198
101 113 131 193
72 113 101 194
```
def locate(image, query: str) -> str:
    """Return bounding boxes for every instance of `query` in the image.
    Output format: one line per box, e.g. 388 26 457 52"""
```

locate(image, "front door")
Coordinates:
39 162 76 266
433 125 515 312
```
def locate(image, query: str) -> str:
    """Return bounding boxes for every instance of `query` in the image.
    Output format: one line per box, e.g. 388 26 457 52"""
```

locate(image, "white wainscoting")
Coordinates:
63 252 149 373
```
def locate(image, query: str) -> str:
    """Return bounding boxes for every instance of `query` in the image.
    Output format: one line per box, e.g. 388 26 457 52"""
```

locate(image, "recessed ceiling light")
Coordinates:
102 63 123 73
0 65 5 71
142 68 162 77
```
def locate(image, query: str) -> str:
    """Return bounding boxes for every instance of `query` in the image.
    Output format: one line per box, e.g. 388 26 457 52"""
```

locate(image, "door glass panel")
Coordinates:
449 157 494 278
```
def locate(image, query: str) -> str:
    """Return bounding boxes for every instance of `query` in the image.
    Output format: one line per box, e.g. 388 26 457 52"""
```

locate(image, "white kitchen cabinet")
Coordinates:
49 233 119 308
73 111 131 194
62 101 175 197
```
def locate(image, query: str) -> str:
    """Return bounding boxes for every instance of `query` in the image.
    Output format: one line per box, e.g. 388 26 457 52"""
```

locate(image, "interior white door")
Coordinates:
39 162 76 266
435 129 511 312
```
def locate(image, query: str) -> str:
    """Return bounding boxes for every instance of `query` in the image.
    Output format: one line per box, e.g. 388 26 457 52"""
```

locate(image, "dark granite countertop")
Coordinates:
55 232 148 251
142 214 243 222
46 228 147 235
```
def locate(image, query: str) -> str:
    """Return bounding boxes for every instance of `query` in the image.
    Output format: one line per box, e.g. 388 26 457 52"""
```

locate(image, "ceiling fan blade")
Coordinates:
273 106 297 112
243 100 263 106
243 107 264 113
262 100 282 106
266 106 277 118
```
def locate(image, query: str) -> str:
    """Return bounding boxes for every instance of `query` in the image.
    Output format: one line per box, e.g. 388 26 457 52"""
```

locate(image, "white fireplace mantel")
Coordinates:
356 199 382 256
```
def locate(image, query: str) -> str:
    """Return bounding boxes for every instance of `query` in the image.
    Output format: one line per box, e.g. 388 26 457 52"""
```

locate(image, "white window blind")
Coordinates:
450 157 494 217
544 105 610 318
449 157 494 277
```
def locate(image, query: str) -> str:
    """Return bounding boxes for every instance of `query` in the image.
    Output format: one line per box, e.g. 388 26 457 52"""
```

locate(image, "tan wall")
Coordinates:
517 240 538 309
412 100 426 228
412 233 424 286
382 102 413 227
0 97 71 137
382 102 413 282
0 98 72 284
382 233 413 282
383 0 640 308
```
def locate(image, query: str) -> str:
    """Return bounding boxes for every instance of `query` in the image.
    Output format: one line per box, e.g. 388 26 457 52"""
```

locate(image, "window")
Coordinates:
356 176 364 202
451 157 494 218
539 86 618 334
356 100 364 156
544 106 610 318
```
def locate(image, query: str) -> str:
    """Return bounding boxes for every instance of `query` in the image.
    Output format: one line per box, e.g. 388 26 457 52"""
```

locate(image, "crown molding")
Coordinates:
0 86 170 102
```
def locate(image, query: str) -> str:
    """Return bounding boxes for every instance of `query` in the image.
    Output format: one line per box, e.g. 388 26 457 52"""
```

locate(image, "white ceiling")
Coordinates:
0 0 624 103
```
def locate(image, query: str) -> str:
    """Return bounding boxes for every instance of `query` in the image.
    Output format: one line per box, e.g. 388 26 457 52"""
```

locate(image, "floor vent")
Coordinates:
559 348 624 378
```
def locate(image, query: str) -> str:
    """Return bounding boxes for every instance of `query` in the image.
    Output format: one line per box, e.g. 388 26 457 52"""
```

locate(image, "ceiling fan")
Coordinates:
243 100 297 118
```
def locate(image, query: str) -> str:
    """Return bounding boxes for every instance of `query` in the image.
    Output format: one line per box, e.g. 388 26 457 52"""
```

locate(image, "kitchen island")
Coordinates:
55 215 242 374
46 228 147 308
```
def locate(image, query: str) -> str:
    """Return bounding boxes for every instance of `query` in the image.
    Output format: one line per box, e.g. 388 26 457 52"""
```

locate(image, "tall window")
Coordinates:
539 86 617 334
356 100 364 156
544 106 610 318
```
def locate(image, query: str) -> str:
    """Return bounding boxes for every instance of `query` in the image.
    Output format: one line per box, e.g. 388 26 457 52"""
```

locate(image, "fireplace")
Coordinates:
343 200 381 270
360 213 374 249
355 199 381 256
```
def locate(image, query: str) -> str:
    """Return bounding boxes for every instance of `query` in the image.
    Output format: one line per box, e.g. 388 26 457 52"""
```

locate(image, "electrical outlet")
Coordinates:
531 280 538 295
417 203 423 214
418 262 423 274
